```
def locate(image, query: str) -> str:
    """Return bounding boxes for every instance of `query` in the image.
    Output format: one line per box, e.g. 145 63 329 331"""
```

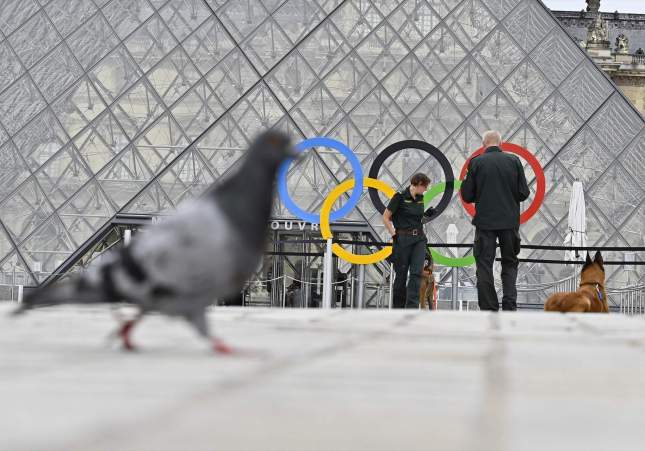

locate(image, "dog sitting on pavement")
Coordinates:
544 251 609 313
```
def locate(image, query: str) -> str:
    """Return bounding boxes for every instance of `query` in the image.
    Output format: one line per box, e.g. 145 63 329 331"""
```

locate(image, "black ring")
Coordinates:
368 140 454 221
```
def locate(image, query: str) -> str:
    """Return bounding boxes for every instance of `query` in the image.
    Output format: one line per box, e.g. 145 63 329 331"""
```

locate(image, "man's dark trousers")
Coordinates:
392 235 427 309
474 229 520 311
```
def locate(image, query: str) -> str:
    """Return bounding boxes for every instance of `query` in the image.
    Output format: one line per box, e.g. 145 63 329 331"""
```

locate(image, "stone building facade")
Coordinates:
553 3 645 114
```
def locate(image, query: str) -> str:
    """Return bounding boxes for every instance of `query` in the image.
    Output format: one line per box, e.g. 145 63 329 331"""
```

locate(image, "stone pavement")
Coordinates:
1 304 644 451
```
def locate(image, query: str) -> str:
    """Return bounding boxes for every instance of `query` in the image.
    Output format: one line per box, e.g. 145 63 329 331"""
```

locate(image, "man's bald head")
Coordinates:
482 130 502 149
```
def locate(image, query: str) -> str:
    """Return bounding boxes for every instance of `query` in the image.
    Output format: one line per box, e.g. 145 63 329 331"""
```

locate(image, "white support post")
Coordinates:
17 285 23 303
282 275 286 308
322 238 333 309
356 263 365 310
124 229 132 246
388 263 394 309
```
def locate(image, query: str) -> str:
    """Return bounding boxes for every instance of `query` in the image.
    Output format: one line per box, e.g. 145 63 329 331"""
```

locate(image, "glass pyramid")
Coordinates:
0 0 643 287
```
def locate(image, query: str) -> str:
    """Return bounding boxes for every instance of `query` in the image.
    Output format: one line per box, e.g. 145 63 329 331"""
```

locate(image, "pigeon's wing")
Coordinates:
129 198 253 300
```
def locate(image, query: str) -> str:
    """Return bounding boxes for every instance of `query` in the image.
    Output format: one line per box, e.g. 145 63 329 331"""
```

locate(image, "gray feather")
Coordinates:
15 131 296 340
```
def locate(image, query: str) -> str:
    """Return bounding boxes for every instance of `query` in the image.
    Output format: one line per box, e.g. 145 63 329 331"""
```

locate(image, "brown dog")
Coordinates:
419 260 435 310
544 251 609 313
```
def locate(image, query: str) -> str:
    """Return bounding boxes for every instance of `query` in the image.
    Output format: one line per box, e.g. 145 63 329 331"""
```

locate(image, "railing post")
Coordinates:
322 238 333 309
388 263 394 309
451 268 458 311
356 263 365 310
282 275 286 308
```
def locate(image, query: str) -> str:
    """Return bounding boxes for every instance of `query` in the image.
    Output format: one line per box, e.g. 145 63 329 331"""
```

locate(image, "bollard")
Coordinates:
451 268 458 310
388 263 394 309
322 238 333 309
124 229 132 246
356 263 365 310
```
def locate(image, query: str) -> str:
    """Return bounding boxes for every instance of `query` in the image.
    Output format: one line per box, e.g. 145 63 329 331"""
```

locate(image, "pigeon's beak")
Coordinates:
286 144 300 159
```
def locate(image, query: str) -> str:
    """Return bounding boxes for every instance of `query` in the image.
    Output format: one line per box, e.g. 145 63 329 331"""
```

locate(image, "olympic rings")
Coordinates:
320 178 396 265
424 181 476 268
368 140 454 221
458 142 546 225
278 137 546 267
278 137 364 224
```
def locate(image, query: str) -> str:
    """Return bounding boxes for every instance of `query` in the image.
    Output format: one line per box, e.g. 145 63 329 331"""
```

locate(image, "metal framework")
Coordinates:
0 0 643 288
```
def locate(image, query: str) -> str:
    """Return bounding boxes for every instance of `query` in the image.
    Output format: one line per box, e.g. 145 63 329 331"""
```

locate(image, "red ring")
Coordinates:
458 142 546 224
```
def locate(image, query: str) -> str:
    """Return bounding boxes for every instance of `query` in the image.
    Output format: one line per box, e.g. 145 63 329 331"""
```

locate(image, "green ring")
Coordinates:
424 181 475 267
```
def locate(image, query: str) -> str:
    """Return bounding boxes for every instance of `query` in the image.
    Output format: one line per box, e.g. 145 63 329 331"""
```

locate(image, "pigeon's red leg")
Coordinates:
212 337 234 355
119 318 139 351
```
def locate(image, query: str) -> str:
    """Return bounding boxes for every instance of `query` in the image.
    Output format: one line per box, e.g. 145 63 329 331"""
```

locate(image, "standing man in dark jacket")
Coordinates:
383 173 431 309
461 131 530 311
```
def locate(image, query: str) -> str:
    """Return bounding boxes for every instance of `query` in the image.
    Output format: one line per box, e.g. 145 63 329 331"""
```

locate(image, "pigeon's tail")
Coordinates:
12 276 111 316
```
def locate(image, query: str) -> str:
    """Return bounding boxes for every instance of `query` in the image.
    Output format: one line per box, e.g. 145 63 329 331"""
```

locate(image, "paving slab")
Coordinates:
0 304 644 451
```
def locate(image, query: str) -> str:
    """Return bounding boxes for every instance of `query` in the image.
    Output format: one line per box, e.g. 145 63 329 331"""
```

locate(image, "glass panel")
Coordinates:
30 44 84 102
356 22 407 80
19 214 76 282
473 28 525 84
147 47 201 105
588 94 643 156
481 0 521 20
13 108 69 171
8 11 61 69
501 59 553 118
205 49 260 109
34 144 92 208
0 141 30 203
273 0 326 45
171 79 225 139
414 24 468 81
0 177 54 242
58 181 115 246
444 0 497 51
45 0 97 38
331 0 383 47
112 79 163 139
134 114 189 175
158 0 212 42
0 0 40 36
530 29 583 86
587 163 643 227
73 110 129 174
529 92 582 153
125 15 179 74
0 75 47 135
97 145 154 209
66 12 119 70
241 18 293 75
559 61 613 121
52 77 107 138
0 40 25 93
182 16 235 75
158 149 215 205
502 0 553 53
102 0 155 40
323 53 378 113
440 58 495 117
90 45 142 103
387 0 440 49
217 0 270 43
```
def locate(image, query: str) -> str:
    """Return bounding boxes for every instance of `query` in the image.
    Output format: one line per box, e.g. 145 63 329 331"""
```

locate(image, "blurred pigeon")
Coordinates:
15 131 296 354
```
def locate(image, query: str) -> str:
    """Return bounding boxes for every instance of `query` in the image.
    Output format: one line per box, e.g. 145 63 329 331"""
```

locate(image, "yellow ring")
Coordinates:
320 177 396 265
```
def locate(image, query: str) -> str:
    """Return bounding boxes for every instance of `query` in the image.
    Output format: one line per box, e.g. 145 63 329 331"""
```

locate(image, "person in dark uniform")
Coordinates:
383 173 431 309
461 130 530 311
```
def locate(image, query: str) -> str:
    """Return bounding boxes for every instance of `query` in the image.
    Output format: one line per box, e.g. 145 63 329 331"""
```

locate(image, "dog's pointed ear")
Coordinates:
594 251 603 266
585 253 593 265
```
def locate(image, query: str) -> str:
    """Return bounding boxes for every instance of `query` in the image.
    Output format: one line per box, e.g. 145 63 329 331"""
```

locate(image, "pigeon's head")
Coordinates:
250 131 298 168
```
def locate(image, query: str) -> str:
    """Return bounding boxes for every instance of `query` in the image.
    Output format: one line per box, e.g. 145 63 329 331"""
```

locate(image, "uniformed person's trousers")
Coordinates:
473 228 521 311
392 236 427 309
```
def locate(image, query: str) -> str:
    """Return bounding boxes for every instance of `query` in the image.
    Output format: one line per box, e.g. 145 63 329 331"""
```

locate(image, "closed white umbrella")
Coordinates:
564 180 587 263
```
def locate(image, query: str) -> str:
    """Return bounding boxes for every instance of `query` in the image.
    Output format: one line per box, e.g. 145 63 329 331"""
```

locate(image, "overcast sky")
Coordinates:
542 0 645 13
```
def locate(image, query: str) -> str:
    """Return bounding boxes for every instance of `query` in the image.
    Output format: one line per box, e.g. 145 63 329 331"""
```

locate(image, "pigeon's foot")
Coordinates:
119 319 139 352
212 338 234 355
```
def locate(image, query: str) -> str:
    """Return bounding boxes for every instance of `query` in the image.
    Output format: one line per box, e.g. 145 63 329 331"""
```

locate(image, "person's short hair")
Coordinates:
410 173 430 187
482 130 502 147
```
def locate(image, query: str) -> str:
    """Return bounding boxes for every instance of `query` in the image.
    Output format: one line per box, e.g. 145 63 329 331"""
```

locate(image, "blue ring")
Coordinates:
278 137 364 224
